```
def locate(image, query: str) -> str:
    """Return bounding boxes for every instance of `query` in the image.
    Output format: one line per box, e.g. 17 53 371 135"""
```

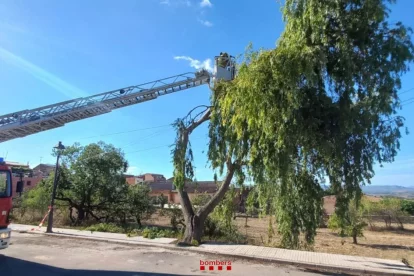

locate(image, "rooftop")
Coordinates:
5 161 29 168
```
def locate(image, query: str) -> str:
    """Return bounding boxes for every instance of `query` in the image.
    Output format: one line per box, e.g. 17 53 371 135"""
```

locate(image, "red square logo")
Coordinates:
218 266 223 270
227 265 232 271
209 266 214 270
200 266 205 271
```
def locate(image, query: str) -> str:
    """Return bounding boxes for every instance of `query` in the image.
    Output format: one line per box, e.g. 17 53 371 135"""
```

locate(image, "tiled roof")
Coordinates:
6 161 29 167
149 182 174 191
185 181 218 193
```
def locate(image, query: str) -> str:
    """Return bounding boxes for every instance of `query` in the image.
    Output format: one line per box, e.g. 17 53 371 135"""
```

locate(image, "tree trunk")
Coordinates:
352 228 358 244
136 216 142 228
120 213 126 225
174 106 239 245
182 213 204 244
69 207 75 224
179 161 236 245
77 209 85 222
178 189 196 244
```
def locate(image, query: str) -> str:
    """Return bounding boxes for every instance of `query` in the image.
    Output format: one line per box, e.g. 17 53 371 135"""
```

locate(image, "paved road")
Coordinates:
0 233 338 276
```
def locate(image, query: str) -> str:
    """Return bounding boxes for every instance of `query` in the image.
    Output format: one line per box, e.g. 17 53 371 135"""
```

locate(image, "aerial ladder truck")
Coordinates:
0 53 236 249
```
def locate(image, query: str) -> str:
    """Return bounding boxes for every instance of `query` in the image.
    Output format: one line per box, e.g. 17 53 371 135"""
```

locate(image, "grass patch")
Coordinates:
127 227 179 239
84 223 125 233
82 223 180 239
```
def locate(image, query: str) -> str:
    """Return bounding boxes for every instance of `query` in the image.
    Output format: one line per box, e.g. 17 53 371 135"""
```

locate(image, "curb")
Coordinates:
14 229 412 276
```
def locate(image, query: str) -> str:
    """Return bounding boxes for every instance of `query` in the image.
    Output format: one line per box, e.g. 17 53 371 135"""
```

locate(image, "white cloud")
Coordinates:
200 0 212 7
160 0 191 6
174 56 213 72
198 19 213 27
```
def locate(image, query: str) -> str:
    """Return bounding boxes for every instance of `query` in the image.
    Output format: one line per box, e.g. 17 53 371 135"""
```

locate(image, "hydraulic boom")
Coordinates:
0 54 236 143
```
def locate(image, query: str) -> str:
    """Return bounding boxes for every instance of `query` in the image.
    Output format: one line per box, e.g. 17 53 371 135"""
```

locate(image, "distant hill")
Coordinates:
361 185 414 198
322 184 414 199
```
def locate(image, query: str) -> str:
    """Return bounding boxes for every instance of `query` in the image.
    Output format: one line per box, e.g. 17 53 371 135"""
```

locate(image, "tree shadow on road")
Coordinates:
357 243 413 251
0 255 184 276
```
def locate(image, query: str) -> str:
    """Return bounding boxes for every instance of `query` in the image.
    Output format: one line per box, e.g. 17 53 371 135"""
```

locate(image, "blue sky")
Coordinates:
0 0 413 186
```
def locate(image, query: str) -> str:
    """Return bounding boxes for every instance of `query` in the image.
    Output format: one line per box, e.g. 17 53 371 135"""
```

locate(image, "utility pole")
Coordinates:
46 141 65 233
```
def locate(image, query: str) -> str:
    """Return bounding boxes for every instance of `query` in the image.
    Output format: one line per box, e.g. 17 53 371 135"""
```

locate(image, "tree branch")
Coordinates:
187 108 211 133
55 196 77 207
184 105 211 121
87 210 104 221
198 160 238 220
174 106 212 231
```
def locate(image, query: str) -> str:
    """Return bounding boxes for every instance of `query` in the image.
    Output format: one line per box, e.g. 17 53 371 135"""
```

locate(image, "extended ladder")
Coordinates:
0 70 211 143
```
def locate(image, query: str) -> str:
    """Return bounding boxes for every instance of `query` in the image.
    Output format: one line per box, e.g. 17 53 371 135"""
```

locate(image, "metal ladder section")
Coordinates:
0 70 211 143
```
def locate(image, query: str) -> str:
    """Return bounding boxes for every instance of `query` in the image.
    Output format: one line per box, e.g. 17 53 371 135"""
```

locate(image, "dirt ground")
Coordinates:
146 211 414 264
235 216 413 264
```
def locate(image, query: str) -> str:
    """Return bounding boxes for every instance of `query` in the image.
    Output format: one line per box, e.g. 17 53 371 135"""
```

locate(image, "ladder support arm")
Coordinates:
0 70 211 143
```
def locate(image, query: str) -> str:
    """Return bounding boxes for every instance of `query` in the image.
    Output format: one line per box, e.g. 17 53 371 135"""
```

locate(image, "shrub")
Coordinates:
126 184 155 227
158 194 168 209
84 223 125 233
401 200 414 216
166 207 185 231
364 198 408 229
328 199 367 244
204 187 247 244
141 227 178 239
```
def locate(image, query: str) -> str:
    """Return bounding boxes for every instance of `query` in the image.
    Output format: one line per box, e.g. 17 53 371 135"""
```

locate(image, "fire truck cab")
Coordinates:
0 157 12 249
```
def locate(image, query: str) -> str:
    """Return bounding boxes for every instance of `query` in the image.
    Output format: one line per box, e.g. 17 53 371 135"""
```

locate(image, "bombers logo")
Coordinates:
200 260 232 271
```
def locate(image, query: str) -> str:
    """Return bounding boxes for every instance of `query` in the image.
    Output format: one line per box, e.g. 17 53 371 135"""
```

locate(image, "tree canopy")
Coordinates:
173 0 414 248
55 141 129 224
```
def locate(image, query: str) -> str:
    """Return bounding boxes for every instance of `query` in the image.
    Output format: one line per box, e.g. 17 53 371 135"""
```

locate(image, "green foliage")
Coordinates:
158 193 168 209
18 141 154 229
84 223 125 233
267 216 275 245
328 199 367 244
364 197 408 229
165 206 186 231
140 227 178 239
212 186 238 229
19 177 52 220
401 200 414 216
56 141 129 224
210 0 414 248
203 215 246 244
191 192 212 209
203 186 246 244
125 184 155 227
82 224 178 239
323 186 336 196
246 187 259 217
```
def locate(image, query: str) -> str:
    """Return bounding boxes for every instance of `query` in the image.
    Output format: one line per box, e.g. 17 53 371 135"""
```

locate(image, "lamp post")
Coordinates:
46 141 65 233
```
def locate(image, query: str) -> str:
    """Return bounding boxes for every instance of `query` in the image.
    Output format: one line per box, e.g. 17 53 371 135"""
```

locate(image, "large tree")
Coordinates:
172 0 414 247
55 142 129 224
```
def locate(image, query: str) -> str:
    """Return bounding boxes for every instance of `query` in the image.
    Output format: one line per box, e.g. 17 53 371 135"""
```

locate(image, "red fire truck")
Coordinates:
0 157 12 249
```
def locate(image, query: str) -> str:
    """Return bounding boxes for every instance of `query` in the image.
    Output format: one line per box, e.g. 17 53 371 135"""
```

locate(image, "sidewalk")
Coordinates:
10 223 414 275
10 223 176 245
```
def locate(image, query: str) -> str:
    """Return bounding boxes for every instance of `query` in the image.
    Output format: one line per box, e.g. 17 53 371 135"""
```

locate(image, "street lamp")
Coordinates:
46 141 65 233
